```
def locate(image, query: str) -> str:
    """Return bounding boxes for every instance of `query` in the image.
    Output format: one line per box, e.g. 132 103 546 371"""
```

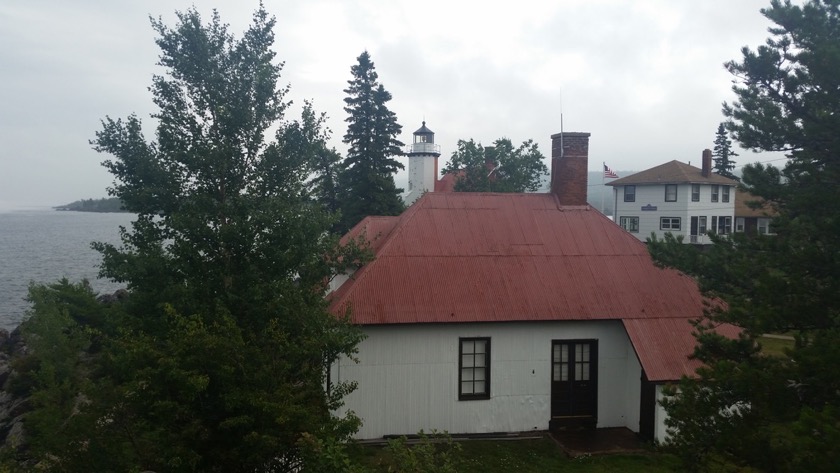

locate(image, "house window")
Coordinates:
691 184 700 202
619 216 639 233
624 185 636 203
758 218 772 235
711 185 719 202
660 217 681 231
736 217 745 232
722 186 730 203
699 216 707 234
459 338 490 400
665 184 677 202
717 216 732 234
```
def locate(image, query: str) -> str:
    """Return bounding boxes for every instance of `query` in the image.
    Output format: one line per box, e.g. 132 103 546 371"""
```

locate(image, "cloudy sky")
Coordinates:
0 0 784 210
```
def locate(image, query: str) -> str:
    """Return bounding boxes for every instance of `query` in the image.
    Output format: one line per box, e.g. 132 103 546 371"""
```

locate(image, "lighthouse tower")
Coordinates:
404 121 441 205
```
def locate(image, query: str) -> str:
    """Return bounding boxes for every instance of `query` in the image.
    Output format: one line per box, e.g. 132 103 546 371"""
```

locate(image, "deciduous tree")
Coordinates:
13 6 364 472
442 138 548 192
649 1 840 470
339 51 405 232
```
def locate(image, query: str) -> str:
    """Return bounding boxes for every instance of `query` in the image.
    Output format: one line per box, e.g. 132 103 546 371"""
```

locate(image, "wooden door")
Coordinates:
551 340 598 420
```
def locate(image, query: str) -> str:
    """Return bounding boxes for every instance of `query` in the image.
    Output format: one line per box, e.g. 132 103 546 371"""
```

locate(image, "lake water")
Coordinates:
0 209 134 331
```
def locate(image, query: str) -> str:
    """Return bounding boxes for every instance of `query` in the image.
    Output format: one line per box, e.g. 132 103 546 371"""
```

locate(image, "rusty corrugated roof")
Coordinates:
606 160 738 186
624 318 741 381
340 215 400 255
330 191 724 380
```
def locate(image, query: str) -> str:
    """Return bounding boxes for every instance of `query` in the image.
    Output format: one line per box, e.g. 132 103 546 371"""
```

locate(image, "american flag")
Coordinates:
604 164 619 179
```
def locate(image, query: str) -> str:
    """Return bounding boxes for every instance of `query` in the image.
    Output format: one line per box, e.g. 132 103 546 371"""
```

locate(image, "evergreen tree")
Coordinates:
340 51 405 232
442 137 548 192
12 7 365 472
649 1 840 470
712 122 739 180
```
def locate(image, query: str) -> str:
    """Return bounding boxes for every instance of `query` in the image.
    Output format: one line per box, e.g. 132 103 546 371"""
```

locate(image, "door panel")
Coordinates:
551 340 598 418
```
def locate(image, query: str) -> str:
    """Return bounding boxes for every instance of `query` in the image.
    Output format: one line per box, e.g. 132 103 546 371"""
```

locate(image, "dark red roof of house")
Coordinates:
434 172 458 192
330 192 722 381
606 160 738 186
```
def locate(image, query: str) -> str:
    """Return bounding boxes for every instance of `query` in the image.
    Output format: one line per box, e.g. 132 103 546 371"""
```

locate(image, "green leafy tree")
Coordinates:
712 123 739 180
340 51 405 232
13 6 365 472
649 1 840 471
442 138 548 192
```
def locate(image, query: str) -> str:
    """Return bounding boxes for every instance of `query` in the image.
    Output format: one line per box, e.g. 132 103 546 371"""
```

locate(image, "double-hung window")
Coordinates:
619 216 639 233
717 216 732 234
624 185 636 203
711 185 719 202
665 184 677 202
660 217 681 231
459 338 490 400
722 186 730 203
691 184 700 202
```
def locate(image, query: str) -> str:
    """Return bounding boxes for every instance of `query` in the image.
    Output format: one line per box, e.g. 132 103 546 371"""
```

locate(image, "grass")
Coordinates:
349 435 682 472
758 334 794 357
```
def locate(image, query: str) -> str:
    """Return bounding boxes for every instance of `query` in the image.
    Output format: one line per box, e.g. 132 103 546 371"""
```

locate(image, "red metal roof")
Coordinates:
330 191 725 380
624 318 741 382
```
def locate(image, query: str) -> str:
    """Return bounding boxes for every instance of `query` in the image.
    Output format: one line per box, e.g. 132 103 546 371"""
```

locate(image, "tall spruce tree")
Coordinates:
442 137 548 193
11 7 365 472
648 1 840 470
339 51 405 232
712 122 739 180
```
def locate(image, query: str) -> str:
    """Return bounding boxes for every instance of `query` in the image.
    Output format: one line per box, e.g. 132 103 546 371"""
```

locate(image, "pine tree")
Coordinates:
339 51 405 232
712 123 739 180
649 1 840 470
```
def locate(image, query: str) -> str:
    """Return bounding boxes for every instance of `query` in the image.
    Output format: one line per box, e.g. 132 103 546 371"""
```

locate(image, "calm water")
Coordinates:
0 209 135 331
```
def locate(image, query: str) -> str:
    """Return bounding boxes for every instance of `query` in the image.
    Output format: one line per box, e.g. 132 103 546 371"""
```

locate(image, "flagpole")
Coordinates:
601 162 605 215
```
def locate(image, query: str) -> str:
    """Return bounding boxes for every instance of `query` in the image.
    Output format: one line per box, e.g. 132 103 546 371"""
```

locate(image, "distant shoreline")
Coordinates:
53 197 130 213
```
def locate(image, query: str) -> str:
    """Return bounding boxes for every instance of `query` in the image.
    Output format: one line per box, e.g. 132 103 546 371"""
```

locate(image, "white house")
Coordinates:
606 151 738 244
329 132 736 444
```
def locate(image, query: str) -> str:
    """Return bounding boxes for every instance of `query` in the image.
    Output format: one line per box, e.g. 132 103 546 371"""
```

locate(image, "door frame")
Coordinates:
549 339 599 428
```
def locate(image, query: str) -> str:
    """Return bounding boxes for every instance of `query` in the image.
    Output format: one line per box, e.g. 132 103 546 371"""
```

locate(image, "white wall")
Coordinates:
613 184 735 244
405 154 437 206
654 384 672 443
333 320 642 439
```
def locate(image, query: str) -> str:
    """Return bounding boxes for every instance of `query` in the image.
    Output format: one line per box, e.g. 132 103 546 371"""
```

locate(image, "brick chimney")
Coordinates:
550 132 591 205
701 149 712 177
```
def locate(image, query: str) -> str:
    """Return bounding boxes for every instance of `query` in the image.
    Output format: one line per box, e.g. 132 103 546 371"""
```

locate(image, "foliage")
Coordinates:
383 431 463 473
53 197 127 213
339 51 405 232
441 138 548 193
303 100 344 216
13 6 366 472
351 435 680 473
649 1 840 471
711 123 739 180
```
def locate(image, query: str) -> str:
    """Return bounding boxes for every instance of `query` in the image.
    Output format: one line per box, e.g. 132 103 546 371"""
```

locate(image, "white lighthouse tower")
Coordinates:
404 121 441 206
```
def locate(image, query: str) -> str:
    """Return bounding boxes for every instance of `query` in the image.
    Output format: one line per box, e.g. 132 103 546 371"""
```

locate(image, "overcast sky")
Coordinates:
0 0 785 211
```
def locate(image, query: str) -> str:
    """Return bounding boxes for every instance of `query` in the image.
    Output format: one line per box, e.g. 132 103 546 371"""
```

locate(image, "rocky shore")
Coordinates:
0 326 29 458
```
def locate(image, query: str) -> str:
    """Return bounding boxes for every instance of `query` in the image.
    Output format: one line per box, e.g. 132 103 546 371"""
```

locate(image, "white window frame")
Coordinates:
619 216 640 233
665 184 678 202
660 217 681 231
624 185 636 203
